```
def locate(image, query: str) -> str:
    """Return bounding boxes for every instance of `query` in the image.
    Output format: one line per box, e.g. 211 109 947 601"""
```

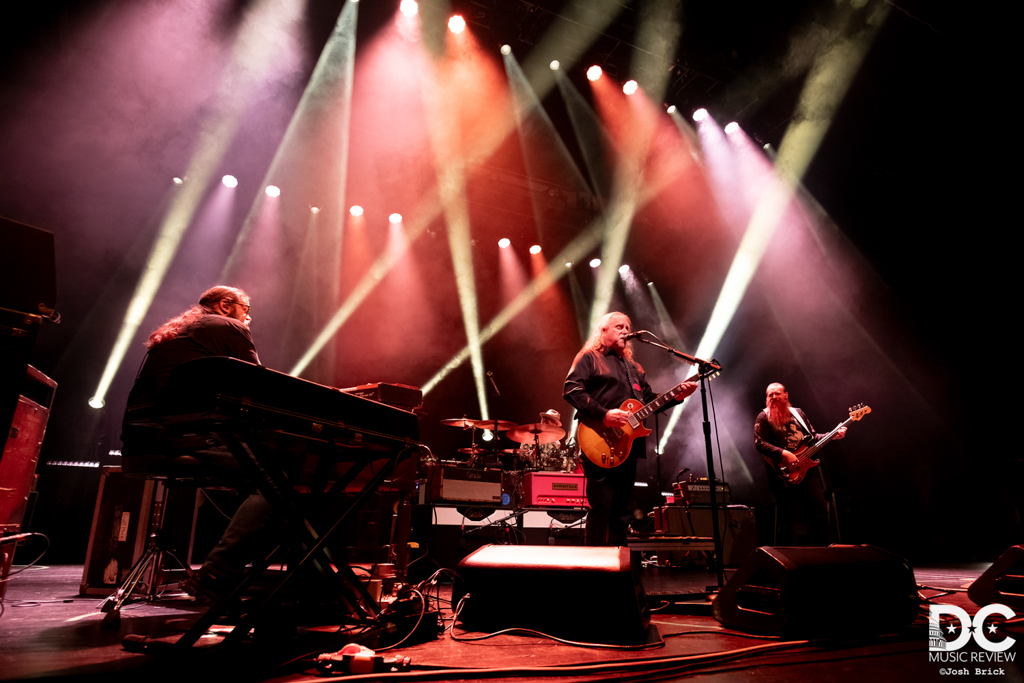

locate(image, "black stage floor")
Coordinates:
1 560 1020 683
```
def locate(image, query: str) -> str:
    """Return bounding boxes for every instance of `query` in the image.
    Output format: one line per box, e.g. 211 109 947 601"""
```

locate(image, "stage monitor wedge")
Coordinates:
968 545 1024 610
455 544 650 644
712 544 918 638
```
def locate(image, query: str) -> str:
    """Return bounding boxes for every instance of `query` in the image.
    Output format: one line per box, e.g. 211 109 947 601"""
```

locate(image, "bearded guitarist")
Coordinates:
754 382 845 546
564 312 697 546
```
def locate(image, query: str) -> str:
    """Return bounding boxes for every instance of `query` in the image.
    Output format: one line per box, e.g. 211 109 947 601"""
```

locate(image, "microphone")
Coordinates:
624 330 648 340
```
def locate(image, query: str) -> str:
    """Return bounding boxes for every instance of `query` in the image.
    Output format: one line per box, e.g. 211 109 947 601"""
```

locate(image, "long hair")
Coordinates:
145 285 249 348
581 311 635 363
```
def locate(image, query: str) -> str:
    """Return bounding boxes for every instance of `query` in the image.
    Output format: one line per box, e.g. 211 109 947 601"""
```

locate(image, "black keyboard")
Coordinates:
131 356 420 453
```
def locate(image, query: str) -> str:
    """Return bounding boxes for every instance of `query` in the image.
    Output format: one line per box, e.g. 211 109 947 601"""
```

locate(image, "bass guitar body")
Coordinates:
778 441 818 484
577 399 652 469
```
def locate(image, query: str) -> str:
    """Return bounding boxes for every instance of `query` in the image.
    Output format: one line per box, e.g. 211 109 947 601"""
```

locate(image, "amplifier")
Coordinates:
339 382 422 410
524 472 588 507
672 479 730 506
429 467 508 505
653 504 756 567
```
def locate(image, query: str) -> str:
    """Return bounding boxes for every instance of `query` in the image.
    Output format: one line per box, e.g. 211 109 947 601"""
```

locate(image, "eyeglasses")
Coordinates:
224 299 250 315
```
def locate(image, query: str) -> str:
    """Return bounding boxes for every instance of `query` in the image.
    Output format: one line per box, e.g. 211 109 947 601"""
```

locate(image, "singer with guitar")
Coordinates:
754 382 845 546
564 312 697 546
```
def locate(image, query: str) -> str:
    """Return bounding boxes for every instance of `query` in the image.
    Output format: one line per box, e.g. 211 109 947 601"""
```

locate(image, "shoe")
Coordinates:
181 566 239 606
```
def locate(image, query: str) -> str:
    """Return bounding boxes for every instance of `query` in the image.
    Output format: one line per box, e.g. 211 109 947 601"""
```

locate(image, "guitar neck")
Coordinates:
800 416 852 461
632 376 698 423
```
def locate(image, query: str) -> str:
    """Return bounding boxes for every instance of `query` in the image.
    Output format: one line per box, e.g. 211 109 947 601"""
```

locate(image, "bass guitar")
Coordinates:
577 378 700 469
770 404 871 484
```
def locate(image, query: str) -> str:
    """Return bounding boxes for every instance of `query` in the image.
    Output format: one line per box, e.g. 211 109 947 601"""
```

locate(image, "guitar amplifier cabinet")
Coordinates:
0 365 55 599
672 479 731 506
426 467 511 505
524 472 588 507
653 505 757 567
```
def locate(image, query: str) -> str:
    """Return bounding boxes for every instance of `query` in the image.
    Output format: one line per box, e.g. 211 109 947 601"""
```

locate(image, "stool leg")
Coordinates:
99 481 196 613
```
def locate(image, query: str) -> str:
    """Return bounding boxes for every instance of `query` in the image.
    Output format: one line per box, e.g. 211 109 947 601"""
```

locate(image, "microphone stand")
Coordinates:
633 335 725 590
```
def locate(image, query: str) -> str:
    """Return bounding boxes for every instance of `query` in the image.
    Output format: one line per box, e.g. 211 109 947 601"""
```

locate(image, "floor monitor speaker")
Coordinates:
712 544 918 638
968 545 1024 610
455 544 649 644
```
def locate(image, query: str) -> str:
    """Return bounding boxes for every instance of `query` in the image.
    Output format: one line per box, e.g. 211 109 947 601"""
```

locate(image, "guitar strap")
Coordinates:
788 406 812 437
621 357 644 401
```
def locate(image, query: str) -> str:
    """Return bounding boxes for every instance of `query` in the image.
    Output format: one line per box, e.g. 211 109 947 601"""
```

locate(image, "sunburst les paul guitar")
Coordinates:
770 404 871 484
577 378 701 469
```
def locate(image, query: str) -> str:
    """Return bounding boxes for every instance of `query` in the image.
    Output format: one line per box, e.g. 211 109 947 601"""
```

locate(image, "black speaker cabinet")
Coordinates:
454 544 650 644
655 505 757 566
969 545 1024 610
712 545 918 638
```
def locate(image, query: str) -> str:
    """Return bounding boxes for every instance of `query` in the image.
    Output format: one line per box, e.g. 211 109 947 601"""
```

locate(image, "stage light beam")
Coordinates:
657 2 890 449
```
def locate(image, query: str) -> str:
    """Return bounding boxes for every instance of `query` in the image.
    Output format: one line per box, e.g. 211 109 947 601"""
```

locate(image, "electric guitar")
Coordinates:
577 378 700 469
769 404 871 484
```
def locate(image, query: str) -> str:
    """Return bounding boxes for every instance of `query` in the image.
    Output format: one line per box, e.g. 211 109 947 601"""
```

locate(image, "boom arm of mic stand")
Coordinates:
631 337 722 374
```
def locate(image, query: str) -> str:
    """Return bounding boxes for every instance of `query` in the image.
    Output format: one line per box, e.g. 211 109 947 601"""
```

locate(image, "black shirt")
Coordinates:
563 347 656 422
121 314 258 453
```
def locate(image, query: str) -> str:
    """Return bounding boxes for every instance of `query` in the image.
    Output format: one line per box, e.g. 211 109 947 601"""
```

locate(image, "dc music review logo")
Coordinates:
928 604 1017 663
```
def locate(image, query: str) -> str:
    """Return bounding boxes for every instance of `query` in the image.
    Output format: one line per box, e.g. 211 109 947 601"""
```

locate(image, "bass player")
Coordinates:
754 382 845 546
563 312 697 546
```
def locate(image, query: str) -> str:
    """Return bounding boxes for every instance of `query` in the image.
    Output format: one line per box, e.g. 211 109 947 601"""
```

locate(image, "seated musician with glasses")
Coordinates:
121 285 272 604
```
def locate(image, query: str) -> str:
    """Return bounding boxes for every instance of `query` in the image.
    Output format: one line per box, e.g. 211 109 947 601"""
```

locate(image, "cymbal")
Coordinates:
506 423 565 445
440 418 517 431
457 446 492 456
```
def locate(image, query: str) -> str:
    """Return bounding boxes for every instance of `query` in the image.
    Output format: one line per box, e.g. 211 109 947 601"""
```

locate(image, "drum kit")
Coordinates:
438 413 581 475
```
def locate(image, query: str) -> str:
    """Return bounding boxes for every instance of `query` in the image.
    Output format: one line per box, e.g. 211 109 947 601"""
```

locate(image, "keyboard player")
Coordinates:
120 285 271 605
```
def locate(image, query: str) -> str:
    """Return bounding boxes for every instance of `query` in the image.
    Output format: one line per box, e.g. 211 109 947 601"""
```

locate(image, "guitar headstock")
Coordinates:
848 403 871 421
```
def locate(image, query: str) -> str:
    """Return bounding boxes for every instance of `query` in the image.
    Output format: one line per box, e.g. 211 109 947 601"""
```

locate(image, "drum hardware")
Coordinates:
441 416 516 467
439 417 517 431
505 422 565 445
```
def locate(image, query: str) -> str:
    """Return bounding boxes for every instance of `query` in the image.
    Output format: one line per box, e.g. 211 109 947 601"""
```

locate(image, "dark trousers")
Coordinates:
124 444 276 580
765 462 830 546
582 453 638 546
